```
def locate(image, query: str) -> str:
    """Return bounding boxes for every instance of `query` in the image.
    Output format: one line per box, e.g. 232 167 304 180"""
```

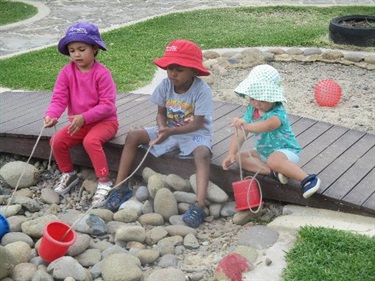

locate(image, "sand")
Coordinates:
208 61 374 135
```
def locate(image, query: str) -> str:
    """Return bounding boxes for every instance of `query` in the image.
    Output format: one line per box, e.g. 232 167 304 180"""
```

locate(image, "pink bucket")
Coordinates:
38 221 76 263
232 178 263 211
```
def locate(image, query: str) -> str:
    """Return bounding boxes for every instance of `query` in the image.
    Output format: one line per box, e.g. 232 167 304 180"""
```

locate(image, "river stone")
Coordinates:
0 245 16 279
73 213 107 236
189 174 229 203
136 248 160 265
0 161 40 188
102 253 143 281
146 268 186 281
11 262 37 281
115 225 146 243
31 269 54 281
147 174 164 198
138 213 164 226
47 256 89 281
6 215 28 232
0 204 22 217
154 188 178 221
74 248 101 267
66 233 91 256
4 241 31 264
145 226 168 245
238 225 279 250
113 206 139 223
1 232 34 247
135 185 149 201
166 174 191 192
21 214 59 238
142 167 158 183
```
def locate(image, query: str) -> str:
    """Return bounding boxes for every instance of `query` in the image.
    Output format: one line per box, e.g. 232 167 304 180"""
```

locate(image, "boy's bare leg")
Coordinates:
193 146 211 207
115 129 150 187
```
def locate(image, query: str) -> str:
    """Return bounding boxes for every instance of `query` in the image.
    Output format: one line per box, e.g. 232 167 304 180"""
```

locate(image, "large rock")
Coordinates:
189 174 229 203
0 161 39 188
154 188 178 221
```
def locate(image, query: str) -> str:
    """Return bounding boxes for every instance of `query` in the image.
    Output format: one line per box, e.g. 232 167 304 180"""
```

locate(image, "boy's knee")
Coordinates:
193 146 211 160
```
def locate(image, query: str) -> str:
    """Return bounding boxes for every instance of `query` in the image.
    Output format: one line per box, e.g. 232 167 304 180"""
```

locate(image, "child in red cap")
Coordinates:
106 40 213 228
44 22 119 207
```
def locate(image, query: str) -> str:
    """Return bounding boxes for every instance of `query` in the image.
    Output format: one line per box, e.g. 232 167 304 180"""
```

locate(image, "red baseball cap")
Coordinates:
153 40 210 76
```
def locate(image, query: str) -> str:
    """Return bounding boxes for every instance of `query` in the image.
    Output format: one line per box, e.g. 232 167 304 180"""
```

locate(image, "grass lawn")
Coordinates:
283 226 375 281
0 6 373 92
0 0 37 25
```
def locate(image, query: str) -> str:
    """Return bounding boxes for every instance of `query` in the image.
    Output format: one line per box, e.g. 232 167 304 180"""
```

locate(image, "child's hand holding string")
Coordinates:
231 117 246 130
68 115 85 136
44 116 58 128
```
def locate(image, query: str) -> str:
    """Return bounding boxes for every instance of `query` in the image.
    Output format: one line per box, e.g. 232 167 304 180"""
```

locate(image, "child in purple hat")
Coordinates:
106 40 212 228
44 22 119 207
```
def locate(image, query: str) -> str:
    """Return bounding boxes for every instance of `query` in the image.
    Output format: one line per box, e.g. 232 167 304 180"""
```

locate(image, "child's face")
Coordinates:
248 97 275 112
166 64 198 94
67 42 98 72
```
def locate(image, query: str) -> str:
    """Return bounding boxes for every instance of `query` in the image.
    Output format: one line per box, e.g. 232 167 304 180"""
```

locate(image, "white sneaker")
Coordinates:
271 170 289 185
91 181 113 208
54 172 79 195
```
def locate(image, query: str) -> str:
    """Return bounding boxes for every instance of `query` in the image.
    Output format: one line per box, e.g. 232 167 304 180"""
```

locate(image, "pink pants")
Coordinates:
50 120 118 178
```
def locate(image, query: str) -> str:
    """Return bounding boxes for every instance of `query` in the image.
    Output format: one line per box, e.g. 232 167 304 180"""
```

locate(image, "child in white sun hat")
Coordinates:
222 64 321 199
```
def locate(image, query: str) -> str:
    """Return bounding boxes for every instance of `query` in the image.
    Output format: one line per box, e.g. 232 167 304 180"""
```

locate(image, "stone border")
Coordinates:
202 47 375 74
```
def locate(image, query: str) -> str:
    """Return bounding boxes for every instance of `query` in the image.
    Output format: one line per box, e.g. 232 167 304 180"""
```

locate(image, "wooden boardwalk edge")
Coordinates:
1 134 373 217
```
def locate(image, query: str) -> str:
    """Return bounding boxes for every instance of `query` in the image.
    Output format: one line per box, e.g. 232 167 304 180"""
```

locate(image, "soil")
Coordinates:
341 18 375 29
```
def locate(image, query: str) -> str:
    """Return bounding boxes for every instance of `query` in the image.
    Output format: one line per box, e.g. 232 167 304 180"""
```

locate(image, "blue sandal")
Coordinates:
105 183 133 212
301 174 321 199
182 204 205 228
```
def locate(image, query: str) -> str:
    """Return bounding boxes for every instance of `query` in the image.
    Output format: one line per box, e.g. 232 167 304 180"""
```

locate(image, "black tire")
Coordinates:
329 15 375 47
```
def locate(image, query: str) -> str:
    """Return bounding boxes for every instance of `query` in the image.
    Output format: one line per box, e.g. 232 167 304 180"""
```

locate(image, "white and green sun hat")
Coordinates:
234 64 287 103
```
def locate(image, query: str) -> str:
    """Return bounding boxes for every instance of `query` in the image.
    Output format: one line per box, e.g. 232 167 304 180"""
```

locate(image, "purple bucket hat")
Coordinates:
58 22 107 56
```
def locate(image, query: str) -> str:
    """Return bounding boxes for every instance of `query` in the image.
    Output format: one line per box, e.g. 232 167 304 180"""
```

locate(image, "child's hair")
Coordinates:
235 64 287 103
153 39 210 76
57 22 107 56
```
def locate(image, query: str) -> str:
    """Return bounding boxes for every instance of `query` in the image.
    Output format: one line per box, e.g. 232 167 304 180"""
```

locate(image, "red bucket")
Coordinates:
232 178 263 211
38 221 77 263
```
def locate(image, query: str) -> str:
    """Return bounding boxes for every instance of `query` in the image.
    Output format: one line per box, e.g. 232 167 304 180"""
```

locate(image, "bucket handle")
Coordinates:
235 126 264 213
243 176 263 214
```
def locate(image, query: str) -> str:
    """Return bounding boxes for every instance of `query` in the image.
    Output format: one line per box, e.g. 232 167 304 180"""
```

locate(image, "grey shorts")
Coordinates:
143 126 212 158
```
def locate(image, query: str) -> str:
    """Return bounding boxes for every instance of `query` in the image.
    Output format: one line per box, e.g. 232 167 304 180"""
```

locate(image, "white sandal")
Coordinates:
92 181 113 207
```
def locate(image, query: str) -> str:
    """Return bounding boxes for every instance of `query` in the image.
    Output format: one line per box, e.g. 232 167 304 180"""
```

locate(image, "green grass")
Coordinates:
0 6 373 93
0 0 37 25
283 226 375 281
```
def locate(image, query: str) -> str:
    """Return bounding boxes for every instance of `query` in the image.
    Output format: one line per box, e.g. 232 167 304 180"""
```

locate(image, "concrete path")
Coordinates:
0 1 374 280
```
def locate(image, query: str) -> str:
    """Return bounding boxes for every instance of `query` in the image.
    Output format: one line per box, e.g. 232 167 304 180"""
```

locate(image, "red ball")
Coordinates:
314 79 342 107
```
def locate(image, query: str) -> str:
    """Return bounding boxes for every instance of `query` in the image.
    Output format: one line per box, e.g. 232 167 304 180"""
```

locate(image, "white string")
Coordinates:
5 125 45 214
61 144 153 240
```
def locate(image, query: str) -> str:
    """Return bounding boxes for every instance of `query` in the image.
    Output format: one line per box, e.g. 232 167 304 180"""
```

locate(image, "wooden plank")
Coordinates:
324 146 375 200
299 125 349 170
320 133 374 194
362 192 375 211
342 169 375 207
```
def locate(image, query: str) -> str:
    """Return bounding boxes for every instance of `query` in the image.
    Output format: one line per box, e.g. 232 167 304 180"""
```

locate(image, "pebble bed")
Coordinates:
0 153 284 281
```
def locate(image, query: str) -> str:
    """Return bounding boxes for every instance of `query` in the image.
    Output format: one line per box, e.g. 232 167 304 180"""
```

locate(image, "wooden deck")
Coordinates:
1 91 374 217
